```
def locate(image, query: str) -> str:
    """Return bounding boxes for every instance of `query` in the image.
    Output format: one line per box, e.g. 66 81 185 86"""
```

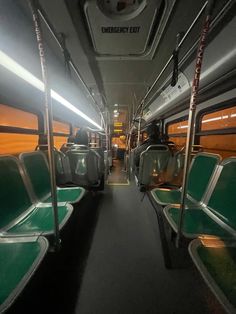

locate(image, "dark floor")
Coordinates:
107 159 129 184
8 161 225 314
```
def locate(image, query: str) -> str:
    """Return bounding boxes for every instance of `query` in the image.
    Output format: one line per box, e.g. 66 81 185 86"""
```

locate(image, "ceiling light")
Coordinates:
0 50 103 130
113 109 118 113
114 103 118 106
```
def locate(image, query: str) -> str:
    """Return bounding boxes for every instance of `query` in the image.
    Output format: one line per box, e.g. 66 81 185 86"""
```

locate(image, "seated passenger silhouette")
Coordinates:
134 124 161 168
74 128 89 148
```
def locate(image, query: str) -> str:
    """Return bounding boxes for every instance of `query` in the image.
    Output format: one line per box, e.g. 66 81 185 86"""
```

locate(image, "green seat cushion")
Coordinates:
152 189 195 207
0 238 47 312
198 245 236 308
152 189 181 204
164 207 231 238
45 187 84 204
8 204 71 234
190 241 236 311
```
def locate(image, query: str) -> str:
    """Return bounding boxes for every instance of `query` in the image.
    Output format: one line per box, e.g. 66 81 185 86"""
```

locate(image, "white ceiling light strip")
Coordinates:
0 50 102 130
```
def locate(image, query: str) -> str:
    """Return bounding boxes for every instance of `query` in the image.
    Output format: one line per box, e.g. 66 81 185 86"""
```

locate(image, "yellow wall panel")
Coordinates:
0 104 38 130
53 120 70 134
0 133 38 156
53 136 67 150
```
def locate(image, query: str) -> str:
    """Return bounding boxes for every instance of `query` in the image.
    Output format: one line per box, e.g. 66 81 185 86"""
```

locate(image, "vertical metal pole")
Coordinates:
103 110 109 178
28 0 60 250
105 111 109 151
176 0 215 247
137 102 144 146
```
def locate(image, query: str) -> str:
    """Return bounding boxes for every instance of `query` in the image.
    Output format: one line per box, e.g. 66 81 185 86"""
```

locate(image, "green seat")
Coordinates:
164 207 231 239
151 153 220 206
189 239 236 313
164 157 236 239
20 151 85 204
0 156 72 236
0 236 48 313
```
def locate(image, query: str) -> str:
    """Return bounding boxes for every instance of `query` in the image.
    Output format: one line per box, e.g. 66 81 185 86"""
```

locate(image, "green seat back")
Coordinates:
207 158 236 230
21 152 51 201
0 157 32 229
187 154 220 202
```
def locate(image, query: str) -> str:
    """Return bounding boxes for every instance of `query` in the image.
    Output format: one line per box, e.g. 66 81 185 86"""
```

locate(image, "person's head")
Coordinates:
74 128 88 146
146 124 160 140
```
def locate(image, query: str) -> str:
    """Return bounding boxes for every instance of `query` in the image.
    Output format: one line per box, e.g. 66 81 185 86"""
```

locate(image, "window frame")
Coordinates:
165 115 188 139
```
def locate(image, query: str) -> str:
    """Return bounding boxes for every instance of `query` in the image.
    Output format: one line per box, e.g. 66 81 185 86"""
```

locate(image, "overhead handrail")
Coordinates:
37 4 106 130
131 1 208 125
170 32 184 87
28 0 60 250
131 0 234 126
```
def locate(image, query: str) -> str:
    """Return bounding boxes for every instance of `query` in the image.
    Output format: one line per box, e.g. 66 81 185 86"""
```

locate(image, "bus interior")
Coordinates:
0 0 236 313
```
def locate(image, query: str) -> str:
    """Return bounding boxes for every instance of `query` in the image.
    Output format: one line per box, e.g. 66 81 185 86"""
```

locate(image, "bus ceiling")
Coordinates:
0 0 235 127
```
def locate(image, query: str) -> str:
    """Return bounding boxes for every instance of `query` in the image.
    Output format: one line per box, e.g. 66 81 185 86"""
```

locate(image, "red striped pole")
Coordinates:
177 0 215 247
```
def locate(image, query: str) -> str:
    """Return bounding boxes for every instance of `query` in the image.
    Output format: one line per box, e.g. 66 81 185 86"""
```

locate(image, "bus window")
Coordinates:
0 133 38 155
53 120 70 134
112 136 126 149
167 119 188 149
0 104 38 130
199 106 236 159
52 120 70 150
0 104 39 155
201 107 236 130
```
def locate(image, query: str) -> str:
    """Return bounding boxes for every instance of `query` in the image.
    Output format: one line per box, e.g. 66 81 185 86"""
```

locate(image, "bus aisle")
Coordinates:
75 182 224 314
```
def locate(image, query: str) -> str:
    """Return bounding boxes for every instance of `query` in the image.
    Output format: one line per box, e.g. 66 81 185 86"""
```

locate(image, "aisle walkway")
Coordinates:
75 183 223 314
107 159 129 185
